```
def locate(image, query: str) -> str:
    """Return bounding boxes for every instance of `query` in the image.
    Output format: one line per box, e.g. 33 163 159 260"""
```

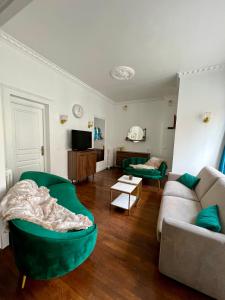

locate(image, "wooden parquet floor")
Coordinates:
0 168 212 300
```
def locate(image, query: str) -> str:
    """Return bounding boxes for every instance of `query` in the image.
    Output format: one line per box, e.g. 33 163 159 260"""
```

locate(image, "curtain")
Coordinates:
219 145 225 174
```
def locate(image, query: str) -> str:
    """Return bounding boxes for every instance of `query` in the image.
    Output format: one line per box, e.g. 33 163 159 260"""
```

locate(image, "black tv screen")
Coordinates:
72 130 92 151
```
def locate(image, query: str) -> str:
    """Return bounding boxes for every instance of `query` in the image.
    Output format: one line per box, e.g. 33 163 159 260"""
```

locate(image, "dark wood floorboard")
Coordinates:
0 168 212 300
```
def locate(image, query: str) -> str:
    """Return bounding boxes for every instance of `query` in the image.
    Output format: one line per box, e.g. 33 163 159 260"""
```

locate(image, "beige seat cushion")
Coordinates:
201 178 225 233
195 166 224 200
157 196 201 240
163 181 198 201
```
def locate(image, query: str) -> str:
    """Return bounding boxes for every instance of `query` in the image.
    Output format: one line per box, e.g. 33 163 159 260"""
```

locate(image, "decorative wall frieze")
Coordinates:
178 63 225 77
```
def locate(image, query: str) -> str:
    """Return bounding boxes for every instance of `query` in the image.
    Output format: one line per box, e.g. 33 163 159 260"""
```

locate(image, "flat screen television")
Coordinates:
72 130 92 151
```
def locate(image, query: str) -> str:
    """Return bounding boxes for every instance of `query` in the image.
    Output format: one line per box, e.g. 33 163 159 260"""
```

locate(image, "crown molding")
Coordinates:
178 63 225 77
115 95 177 106
115 97 161 105
0 30 115 105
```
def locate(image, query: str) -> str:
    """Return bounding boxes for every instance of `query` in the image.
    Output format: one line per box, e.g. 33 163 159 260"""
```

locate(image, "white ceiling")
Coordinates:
0 0 32 26
2 0 225 102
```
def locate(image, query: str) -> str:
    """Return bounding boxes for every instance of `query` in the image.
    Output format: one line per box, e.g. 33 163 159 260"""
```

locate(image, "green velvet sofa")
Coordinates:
9 171 97 283
122 157 167 189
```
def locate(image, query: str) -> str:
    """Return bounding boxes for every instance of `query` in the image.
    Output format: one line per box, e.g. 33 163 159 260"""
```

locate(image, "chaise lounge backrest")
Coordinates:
158 162 168 178
122 157 148 169
20 171 71 188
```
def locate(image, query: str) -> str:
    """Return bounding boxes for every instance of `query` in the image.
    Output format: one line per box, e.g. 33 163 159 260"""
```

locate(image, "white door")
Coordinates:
5 95 47 183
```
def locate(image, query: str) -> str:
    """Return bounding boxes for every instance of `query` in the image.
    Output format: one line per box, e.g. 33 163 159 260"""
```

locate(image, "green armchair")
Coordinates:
9 171 97 287
122 157 167 189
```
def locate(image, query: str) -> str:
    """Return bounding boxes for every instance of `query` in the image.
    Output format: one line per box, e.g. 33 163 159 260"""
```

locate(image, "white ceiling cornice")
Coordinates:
0 30 115 105
115 95 177 105
178 63 225 77
115 98 159 105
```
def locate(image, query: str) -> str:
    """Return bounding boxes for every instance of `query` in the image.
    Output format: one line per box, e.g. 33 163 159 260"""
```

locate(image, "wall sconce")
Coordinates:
202 112 211 123
60 115 68 124
88 121 94 129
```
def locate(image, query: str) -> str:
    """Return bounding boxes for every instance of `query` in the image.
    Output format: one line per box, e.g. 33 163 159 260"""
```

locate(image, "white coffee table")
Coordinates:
110 176 142 215
118 175 142 202
118 175 142 185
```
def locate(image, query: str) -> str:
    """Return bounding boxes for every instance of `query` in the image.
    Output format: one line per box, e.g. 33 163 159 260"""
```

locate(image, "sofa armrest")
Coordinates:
167 172 181 181
122 158 130 169
159 218 225 299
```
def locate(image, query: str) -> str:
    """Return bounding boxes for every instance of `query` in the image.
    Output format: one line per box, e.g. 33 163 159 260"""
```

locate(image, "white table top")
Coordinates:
118 175 142 185
110 182 136 193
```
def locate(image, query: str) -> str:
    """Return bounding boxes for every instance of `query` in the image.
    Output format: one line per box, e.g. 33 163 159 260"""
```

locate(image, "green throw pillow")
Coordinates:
195 205 221 232
177 173 200 189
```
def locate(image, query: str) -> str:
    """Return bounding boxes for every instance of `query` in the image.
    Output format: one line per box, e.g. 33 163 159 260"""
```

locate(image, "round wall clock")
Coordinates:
72 104 84 118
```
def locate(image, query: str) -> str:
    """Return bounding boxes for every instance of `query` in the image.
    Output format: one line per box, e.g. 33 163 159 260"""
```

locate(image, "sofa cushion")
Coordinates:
195 205 222 232
195 166 224 200
163 181 198 201
200 178 225 233
177 173 200 190
157 196 201 240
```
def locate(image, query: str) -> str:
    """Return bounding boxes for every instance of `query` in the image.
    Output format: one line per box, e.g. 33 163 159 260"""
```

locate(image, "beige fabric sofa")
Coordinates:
157 166 225 299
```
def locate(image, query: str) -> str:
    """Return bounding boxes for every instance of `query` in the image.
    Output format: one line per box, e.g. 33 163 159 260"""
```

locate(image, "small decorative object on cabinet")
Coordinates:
68 150 96 182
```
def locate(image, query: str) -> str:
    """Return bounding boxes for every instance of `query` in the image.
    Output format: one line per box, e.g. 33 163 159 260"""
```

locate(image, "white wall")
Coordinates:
0 91 6 198
173 69 225 175
113 98 177 169
0 36 115 188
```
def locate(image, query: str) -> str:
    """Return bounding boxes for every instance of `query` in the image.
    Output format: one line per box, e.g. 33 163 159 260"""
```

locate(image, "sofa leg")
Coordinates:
21 275 27 289
157 180 161 191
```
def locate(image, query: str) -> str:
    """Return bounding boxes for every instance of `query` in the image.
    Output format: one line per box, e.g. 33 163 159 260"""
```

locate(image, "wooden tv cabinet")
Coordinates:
68 150 97 182
116 150 150 167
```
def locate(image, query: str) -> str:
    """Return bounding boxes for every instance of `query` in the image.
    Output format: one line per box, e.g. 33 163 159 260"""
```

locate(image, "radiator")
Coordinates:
0 169 12 249
5 169 13 190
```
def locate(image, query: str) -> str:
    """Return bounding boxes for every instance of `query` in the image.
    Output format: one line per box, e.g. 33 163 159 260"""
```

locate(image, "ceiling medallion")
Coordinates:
110 66 135 80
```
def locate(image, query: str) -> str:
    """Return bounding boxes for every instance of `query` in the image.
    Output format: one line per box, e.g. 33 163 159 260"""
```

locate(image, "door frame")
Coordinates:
2 85 52 178
93 115 107 172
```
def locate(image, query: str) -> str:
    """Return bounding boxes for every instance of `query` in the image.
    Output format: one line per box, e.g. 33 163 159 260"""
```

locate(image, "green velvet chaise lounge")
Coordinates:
122 157 167 189
9 171 97 287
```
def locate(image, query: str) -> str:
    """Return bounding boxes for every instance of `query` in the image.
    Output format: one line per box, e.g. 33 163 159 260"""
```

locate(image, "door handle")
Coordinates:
41 146 44 156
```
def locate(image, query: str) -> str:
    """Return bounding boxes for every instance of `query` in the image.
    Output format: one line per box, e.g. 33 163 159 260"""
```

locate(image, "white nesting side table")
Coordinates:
110 176 142 215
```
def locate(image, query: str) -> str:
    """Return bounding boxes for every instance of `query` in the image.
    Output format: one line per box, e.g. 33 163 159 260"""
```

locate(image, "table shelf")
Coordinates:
111 193 137 210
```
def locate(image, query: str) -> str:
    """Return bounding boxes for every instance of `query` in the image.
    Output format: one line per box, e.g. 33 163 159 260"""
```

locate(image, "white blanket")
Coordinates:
129 164 156 170
0 180 93 232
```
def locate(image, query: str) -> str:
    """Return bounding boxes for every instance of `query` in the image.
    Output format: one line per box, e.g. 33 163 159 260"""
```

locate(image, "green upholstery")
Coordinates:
195 205 221 232
9 171 97 280
122 157 148 169
177 173 200 189
122 157 167 180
